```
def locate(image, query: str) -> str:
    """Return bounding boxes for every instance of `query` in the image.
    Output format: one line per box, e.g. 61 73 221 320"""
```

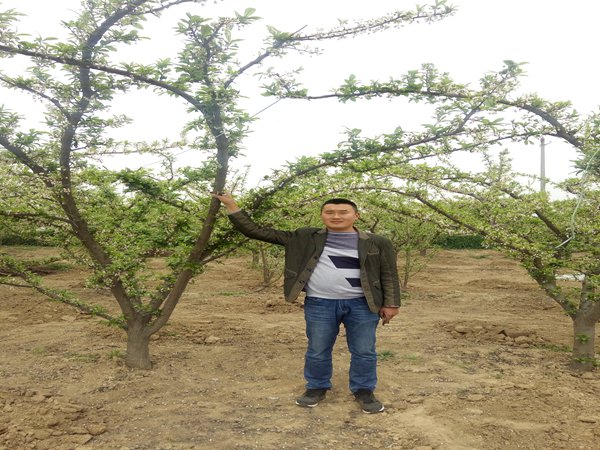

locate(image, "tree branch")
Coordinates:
0 75 68 116
223 25 307 89
0 210 70 224
0 44 204 111
132 0 201 17
295 86 584 149
293 8 453 41
0 134 55 184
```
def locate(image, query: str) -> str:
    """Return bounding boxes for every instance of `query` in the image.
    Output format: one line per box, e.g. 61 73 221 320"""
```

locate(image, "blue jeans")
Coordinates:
303 296 380 393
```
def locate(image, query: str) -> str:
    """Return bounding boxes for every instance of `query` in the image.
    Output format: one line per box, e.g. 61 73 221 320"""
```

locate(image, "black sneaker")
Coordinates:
295 388 327 407
354 389 385 414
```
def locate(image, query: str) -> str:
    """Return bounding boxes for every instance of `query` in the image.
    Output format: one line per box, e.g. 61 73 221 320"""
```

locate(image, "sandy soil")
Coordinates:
1 248 600 450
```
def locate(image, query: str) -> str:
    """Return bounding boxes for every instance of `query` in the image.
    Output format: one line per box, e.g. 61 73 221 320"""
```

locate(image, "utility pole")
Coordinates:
540 136 546 193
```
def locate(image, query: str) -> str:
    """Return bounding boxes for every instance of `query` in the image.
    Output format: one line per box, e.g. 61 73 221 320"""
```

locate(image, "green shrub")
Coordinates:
0 234 45 246
433 234 484 249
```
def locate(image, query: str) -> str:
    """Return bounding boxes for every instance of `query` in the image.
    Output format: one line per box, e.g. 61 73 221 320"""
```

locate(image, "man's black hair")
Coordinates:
321 198 358 212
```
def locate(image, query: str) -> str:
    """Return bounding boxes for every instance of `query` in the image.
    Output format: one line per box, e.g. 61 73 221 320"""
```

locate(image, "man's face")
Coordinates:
320 203 359 232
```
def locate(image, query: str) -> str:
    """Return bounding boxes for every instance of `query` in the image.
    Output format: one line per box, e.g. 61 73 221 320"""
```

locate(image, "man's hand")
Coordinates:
211 192 240 213
379 306 399 325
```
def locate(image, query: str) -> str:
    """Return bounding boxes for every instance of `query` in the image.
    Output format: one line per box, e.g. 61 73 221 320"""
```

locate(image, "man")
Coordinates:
212 193 401 414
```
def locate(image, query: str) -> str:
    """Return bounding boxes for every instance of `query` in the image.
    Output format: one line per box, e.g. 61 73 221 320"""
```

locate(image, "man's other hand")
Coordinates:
379 306 399 325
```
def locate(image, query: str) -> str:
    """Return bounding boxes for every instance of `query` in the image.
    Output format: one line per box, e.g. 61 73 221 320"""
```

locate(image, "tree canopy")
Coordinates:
0 0 455 368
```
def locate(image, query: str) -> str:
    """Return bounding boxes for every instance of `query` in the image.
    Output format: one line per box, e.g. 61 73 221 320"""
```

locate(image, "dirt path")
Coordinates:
1 249 599 449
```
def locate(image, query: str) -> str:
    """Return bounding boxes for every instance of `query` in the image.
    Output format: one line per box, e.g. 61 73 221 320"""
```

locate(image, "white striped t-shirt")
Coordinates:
305 231 364 299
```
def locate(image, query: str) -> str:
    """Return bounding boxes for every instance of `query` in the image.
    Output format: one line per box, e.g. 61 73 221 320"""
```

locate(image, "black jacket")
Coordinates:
228 210 401 313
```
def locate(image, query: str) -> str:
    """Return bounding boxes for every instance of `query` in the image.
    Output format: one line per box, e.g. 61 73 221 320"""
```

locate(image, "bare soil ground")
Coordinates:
1 248 600 450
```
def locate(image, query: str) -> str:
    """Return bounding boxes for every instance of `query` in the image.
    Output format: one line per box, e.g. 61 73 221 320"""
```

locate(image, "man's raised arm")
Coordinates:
210 192 291 246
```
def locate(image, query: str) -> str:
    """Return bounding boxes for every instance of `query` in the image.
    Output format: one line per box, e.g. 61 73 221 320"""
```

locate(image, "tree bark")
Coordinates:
126 321 152 370
570 316 597 372
260 245 272 285
401 249 411 289
251 249 259 267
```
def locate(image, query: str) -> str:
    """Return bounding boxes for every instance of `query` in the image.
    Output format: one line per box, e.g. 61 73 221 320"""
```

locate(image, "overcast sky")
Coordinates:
1 0 598 191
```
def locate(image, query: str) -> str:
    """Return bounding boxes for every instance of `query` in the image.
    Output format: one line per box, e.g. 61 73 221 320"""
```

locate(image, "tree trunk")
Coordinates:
260 245 271 285
570 315 597 372
402 249 411 289
126 322 152 369
251 249 259 267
